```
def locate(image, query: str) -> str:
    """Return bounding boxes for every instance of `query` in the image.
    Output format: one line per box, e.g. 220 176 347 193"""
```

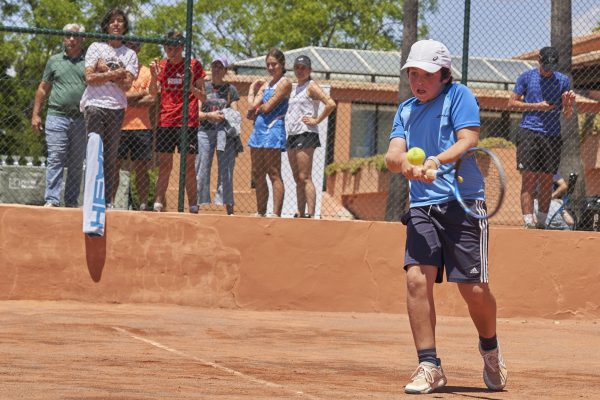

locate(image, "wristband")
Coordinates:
425 156 441 169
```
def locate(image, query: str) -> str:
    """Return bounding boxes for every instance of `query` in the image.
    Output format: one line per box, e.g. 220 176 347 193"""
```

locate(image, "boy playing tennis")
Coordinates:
385 39 507 394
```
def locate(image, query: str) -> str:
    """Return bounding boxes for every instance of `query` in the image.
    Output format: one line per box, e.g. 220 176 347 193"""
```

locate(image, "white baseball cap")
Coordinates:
401 40 452 73
211 56 229 68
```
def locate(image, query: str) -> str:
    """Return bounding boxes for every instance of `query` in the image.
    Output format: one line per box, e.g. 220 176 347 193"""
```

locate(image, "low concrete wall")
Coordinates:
1 204 599 319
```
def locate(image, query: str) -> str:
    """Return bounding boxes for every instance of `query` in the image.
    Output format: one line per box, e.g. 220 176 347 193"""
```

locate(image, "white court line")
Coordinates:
112 326 323 400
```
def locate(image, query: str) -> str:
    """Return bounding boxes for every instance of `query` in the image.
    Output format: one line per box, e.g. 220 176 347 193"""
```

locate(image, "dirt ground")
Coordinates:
0 300 598 399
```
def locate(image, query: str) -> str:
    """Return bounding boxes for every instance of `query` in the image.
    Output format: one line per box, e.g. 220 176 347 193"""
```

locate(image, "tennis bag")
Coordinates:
82 132 106 237
578 196 600 231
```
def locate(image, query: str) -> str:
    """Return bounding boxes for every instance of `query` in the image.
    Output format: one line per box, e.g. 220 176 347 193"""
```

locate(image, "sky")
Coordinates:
423 0 600 58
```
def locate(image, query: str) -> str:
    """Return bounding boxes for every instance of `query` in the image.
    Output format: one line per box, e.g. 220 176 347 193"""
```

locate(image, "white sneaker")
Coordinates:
153 202 163 212
479 344 508 391
404 362 447 394
43 202 58 207
139 203 147 211
189 205 199 214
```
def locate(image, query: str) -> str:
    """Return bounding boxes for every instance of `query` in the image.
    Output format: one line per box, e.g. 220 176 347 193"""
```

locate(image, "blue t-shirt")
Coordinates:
513 69 571 136
389 83 483 207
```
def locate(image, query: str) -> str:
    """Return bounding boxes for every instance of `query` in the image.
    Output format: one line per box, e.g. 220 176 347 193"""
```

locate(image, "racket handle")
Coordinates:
425 169 439 179
425 168 463 183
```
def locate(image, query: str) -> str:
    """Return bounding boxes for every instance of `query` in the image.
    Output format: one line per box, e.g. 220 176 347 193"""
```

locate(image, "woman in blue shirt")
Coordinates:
246 49 292 217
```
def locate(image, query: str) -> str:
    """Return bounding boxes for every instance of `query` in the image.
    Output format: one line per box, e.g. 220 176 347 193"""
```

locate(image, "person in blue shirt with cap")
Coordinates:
508 46 576 229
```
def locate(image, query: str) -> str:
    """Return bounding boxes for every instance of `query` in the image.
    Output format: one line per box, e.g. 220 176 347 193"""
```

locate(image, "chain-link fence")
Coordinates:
1 1 599 230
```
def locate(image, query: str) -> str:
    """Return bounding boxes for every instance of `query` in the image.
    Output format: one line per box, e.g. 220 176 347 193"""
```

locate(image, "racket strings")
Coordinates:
483 163 503 214
453 149 506 219
476 152 504 218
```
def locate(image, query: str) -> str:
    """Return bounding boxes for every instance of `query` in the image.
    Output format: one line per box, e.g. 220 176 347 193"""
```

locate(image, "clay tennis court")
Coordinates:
1 301 599 399
2 205 600 399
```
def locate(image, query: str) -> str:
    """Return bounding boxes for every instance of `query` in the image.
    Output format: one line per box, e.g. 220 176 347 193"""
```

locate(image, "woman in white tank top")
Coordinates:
285 55 336 218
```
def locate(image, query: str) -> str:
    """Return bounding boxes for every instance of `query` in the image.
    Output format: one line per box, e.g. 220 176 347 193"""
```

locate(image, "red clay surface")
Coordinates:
1 300 598 399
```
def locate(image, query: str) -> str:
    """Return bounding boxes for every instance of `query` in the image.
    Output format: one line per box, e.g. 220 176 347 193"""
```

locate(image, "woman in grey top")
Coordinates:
196 57 241 215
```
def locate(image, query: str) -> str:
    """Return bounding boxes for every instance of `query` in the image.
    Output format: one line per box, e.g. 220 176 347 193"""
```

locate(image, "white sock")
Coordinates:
523 214 534 225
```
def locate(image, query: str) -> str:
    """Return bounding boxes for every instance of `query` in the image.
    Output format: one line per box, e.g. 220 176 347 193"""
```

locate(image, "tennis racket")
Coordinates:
425 147 506 220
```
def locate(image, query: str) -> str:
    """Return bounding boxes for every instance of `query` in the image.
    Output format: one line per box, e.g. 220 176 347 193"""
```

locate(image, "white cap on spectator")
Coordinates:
401 39 452 73
211 56 229 68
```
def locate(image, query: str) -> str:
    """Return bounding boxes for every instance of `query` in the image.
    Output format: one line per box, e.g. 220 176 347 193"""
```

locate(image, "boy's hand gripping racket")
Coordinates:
425 147 507 220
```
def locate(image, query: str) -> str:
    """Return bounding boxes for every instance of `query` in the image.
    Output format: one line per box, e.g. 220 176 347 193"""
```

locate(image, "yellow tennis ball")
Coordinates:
407 147 426 166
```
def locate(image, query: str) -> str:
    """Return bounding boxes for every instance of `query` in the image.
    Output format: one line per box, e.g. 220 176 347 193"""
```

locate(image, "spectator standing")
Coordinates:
246 48 291 217
114 41 156 210
32 23 87 208
149 31 206 213
508 46 576 229
80 8 138 208
385 40 507 394
246 77 265 190
196 56 241 215
285 55 335 218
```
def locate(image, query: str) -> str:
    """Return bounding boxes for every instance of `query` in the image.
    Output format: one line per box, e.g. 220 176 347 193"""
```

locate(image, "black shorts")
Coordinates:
286 131 321 150
402 200 489 283
156 126 198 154
118 129 153 161
516 127 562 174
84 106 124 142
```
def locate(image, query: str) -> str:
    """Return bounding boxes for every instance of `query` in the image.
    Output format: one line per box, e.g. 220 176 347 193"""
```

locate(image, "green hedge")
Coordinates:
325 154 388 176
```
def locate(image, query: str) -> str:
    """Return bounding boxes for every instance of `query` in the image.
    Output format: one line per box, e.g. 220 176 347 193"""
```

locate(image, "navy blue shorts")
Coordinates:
402 200 489 283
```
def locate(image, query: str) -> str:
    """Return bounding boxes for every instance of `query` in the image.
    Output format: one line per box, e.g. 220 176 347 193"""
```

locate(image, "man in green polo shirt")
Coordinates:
32 23 87 207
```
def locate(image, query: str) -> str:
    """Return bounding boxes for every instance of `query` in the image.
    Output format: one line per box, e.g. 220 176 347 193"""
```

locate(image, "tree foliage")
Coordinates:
0 0 151 156
0 0 438 157
191 0 438 60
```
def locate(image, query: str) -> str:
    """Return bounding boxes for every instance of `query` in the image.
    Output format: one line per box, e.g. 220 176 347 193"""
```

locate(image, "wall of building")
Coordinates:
2 205 599 319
